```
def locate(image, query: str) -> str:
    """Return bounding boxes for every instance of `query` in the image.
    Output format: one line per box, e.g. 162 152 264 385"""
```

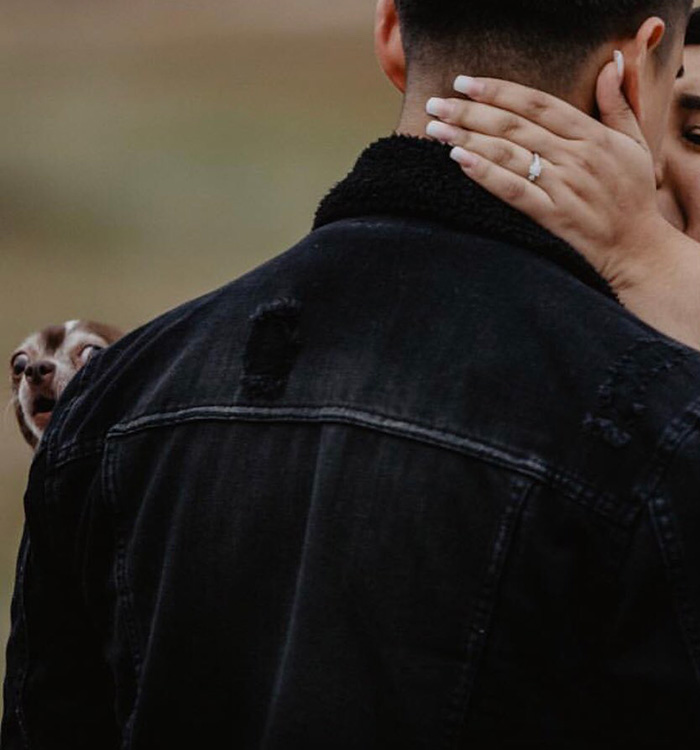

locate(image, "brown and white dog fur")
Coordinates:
10 320 123 450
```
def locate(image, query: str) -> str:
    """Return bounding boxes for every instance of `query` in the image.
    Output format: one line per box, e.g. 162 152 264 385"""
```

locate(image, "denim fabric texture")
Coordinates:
5 136 700 747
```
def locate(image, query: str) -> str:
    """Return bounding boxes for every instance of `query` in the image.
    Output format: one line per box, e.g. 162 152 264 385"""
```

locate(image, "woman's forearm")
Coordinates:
617 221 700 350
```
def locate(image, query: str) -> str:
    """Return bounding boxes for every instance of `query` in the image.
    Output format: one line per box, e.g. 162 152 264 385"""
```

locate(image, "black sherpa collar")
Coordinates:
313 135 620 305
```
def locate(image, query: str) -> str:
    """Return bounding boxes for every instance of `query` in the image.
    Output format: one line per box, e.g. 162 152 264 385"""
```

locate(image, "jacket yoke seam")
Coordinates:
96 403 635 526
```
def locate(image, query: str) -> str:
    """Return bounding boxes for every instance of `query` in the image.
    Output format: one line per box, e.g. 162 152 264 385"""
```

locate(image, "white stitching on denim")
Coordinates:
444 476 533 748
102 404 631 525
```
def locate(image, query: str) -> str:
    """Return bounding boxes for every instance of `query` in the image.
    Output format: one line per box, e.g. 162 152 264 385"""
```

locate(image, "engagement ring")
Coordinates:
528 152 543 182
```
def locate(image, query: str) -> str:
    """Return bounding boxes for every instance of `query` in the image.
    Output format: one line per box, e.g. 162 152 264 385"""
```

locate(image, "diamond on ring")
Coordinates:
528 152 543 182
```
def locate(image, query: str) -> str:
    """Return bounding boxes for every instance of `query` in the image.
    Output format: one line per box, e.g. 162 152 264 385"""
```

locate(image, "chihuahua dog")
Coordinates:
10 320 123 449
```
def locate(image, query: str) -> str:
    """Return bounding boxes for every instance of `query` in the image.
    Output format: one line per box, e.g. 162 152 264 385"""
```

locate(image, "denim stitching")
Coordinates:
102 440 143 746
104 404 632 526
53 439 105 469
632 401 700 688
10 529 32 748
633 402 700 504
442 476 533 749
648 495 700 685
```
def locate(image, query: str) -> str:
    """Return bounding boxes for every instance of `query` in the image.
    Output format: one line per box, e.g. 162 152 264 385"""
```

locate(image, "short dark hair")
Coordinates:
396 0 692 94
685 7 700 45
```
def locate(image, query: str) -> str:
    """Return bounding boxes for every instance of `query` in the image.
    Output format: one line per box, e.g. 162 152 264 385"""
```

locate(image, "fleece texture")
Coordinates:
314 134 620 305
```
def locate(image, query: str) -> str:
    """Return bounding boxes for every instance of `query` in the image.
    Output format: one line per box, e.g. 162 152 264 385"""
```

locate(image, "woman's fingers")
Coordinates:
426 119 554 187
595 58 648 151
426 96 568 159
448 146 555 219
450 75 597 141
419 61 667 317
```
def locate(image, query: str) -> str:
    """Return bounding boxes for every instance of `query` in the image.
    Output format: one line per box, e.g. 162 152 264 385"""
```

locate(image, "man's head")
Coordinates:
376 0 691 157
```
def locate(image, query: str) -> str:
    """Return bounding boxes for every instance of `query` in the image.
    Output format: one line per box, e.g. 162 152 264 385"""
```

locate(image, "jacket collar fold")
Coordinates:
313 134 620 305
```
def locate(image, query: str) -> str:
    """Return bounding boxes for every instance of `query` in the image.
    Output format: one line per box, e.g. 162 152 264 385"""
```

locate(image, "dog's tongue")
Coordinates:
33 412 52 430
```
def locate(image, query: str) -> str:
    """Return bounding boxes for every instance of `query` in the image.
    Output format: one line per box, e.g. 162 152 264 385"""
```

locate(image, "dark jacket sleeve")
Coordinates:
645 414 700 689
1 447 119 749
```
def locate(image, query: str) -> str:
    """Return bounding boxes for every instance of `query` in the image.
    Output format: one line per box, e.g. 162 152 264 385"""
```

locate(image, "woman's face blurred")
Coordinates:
658 45 700 241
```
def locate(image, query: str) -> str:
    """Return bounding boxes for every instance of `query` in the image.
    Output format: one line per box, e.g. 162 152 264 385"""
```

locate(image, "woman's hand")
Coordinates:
423 59 700 350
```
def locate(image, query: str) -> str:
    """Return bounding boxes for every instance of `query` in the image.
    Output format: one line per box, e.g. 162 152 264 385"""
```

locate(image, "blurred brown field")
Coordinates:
0 0 398 699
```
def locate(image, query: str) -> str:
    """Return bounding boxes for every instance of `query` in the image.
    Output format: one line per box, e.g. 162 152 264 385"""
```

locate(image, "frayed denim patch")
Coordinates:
583 337 691 448
241 298 303 398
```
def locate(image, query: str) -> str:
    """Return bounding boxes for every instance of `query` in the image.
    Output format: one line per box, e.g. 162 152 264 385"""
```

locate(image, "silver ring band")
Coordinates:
528 152 543 182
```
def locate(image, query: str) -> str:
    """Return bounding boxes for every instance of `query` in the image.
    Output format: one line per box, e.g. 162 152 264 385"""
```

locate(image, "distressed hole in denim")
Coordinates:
582 414 632 448
582 337 691 448
240 298 303 397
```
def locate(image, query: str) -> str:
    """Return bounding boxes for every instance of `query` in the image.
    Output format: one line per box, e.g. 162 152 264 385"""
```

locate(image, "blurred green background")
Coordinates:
0 0 398 699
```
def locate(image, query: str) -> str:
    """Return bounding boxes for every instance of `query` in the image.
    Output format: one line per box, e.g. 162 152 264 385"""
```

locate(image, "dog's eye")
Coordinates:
11 353 29 377
79 345 103 365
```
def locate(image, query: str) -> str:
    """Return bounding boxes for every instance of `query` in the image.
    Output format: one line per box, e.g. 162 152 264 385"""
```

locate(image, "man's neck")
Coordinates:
394 58 606 138
395 88 442 137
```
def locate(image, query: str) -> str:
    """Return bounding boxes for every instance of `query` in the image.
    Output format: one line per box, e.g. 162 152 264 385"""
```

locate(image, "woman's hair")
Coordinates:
396 0 691 94
685 7 700 45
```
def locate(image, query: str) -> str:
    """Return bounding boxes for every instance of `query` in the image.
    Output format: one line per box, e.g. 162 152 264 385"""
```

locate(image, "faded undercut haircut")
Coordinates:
396 0 692 95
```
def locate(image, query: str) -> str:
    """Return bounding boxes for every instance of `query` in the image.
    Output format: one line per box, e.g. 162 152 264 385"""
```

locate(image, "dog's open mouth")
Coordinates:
32 396 56 430
30 395 57 431
33 396 57 416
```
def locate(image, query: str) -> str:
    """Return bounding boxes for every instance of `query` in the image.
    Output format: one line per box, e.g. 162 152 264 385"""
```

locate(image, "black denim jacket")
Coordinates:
5 136 700 748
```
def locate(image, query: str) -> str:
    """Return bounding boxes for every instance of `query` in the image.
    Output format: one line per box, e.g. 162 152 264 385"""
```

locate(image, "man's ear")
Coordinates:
375 0 406 93
619 16 667 121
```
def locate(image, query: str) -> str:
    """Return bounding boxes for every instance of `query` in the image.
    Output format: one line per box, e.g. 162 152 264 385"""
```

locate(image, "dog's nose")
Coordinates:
24 360 56 386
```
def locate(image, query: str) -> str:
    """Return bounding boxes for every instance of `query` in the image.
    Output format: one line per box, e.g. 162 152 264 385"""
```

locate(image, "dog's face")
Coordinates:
10 320 123 449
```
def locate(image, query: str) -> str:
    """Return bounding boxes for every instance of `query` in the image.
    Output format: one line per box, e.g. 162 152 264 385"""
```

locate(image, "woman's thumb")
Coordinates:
596 53 646 147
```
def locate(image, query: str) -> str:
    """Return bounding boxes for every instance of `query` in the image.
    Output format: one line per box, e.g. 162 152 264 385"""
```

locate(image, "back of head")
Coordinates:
396 0 691 96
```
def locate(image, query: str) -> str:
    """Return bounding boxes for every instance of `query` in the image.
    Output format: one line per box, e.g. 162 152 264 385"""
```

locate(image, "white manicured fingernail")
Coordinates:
426 120 457 143
426 97 452 118
454 75 485 97
450 146 479 169
614 50 625 81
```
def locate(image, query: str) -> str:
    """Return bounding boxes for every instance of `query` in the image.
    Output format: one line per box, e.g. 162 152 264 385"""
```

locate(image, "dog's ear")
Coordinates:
81 321 124 345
